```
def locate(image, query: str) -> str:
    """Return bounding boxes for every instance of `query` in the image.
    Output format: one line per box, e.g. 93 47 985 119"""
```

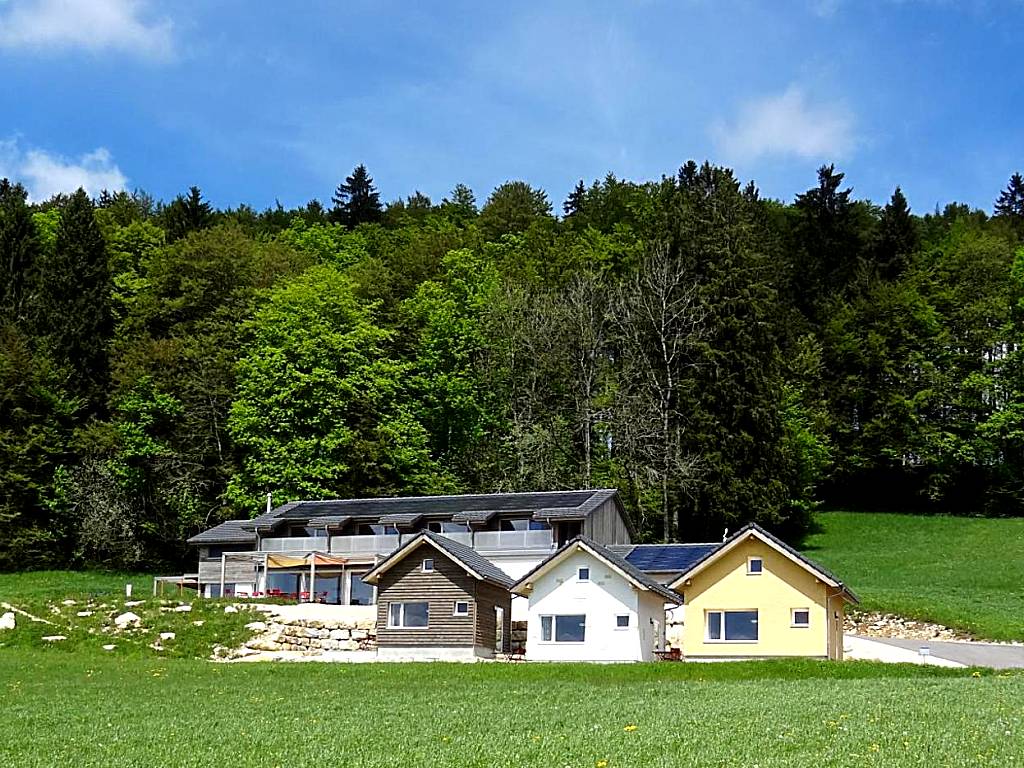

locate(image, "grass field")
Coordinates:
0 651 1021 768
803 512 1024 641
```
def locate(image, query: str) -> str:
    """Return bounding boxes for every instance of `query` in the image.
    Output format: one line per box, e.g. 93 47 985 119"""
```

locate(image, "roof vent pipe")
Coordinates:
266 492 273 514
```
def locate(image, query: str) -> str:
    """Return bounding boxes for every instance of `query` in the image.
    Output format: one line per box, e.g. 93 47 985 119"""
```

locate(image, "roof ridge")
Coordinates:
270 488 615 513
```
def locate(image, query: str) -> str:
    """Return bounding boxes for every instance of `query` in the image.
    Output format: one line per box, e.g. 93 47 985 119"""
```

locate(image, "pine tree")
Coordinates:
330 164 382 227
440 183 477 223
563 179 586 217
994 172 1024 219
37 188 112 414
874 186 918 279
0 179 39 323
162 186 214 241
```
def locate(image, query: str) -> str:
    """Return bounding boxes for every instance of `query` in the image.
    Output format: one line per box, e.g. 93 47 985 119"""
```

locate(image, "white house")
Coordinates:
510 537 682 662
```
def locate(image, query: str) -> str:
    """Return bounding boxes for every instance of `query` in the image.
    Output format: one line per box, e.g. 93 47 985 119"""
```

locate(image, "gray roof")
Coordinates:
451 509 498 524
366 531 514 589
378 512 423 526
532 506 586 521
235 489 619 530
186 520 257 545
513 536 682 604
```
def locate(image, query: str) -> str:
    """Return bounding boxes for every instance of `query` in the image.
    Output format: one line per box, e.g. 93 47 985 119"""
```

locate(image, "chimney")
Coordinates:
266 492 273 514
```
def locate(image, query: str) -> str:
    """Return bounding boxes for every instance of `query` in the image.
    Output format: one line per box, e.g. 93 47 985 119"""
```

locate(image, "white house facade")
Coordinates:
511 539 682 662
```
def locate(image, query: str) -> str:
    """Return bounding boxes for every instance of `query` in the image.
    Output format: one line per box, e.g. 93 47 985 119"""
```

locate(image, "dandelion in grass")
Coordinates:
623 725 637 732
596 760 608 767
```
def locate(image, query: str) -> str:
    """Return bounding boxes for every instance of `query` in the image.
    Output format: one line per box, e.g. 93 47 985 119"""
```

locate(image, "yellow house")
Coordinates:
668 523 858 660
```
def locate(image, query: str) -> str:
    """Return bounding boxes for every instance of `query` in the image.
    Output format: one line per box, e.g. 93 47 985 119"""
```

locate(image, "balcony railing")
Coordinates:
258 529 554 556
473 530 554 551
259 536 330 552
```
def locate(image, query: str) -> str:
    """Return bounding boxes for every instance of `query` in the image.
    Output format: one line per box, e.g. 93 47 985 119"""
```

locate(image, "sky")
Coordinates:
0 0 1022 213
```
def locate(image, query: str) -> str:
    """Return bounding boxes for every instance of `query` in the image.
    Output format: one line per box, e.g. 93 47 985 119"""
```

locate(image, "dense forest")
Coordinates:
2 162 1023 571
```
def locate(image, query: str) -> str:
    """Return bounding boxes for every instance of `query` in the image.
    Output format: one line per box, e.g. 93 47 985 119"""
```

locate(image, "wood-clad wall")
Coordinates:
583 497 632 544
198 558 258 584
375 548 478 647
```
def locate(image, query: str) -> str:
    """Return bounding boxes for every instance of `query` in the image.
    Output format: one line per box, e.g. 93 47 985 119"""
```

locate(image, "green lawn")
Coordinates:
0 652 1020 768
803 512 1024 641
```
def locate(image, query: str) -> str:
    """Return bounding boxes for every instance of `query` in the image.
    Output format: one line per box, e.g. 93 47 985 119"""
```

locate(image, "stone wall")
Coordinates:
511 620 527 654
244 614 377 654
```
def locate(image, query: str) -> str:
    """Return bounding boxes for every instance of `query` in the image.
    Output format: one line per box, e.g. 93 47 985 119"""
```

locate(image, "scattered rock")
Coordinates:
124 600 145 608
42 635 67 642
114 612 141 629
192 620 205 627
0 612 15 631
61 599 76 606
159 632 176 641
149 642 164 651
102 644 116 651
223 606 238 614
76 610 93 617
244 621 267 632
845 612 971 641
174 604 192 613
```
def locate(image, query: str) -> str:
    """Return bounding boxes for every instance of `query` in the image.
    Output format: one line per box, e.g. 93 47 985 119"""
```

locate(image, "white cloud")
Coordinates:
711 85 856 163
0 0 172 58
0 139 127 201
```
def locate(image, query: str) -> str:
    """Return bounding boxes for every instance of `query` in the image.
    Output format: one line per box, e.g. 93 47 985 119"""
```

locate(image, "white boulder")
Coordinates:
0 612 15 630
42 635 67 642
114 611 141 629
173 604 192 613
159 632 176 641
102 644 116 651
76 610 93 617
244 621 267 632
223 605 238 614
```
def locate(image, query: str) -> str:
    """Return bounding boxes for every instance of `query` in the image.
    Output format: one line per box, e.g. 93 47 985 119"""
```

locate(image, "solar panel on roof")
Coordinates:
622 544 720 572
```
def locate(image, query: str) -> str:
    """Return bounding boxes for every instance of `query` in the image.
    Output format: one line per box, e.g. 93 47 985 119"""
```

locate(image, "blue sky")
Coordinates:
0 0 1021 213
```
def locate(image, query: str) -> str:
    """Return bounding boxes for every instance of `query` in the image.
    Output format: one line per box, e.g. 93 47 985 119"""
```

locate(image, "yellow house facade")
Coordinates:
669 524 857 660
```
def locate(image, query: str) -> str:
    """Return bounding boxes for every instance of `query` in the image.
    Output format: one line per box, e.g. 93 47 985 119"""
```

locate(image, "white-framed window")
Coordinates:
577 566 590 582
791 608 810 627
706 610 758 642
746 556 763 575
615 614 630 629
453 600 470 617
540 614 586 643
421 558 434 573
388 601 429 628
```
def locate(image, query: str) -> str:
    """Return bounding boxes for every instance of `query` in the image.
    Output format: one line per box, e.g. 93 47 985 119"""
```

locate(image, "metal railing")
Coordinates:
259 536 330 552
330 534 402 555
473 530 554 551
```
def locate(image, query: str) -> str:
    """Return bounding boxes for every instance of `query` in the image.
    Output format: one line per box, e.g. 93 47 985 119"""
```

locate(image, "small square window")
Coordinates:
615 614 630 629
747 557 763 575
454 601 470 616
422 558 434 573
792 609 810 627
577 566 590 582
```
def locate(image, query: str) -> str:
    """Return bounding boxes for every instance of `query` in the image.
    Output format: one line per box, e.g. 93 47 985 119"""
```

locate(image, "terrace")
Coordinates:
257 528 556 556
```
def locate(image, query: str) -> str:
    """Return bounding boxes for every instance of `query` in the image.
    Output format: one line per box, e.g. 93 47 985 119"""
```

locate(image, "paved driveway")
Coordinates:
857 636 1024 669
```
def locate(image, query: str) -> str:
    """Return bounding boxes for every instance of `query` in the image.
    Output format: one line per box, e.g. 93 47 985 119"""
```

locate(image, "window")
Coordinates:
540 614 586 642
388 601 429 628
706 610 758 642
454 600 470 616
577 566 590 582
422 558 434 573
347 572 374 605
500 518 551 532
747 557 763 575
358 523 399 535
428 521 469 533
615 614 630 629
792 608 810 627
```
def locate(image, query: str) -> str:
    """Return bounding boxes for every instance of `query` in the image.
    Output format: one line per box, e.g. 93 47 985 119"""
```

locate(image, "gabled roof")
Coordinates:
667 523 859 603
186 520 257 545
377 512 423 526
511 536 682 604
362 531 514 589
610 543 722 574
451 509 497 524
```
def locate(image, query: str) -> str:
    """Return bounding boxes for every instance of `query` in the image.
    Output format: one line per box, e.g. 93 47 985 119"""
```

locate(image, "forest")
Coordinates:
1 162 1023 571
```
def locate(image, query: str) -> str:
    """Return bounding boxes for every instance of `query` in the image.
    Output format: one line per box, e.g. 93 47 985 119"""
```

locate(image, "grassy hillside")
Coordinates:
1 652 1020 768
803 512 1024 641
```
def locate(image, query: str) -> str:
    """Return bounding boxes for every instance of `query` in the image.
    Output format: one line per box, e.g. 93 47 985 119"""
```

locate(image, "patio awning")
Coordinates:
266 553 349 569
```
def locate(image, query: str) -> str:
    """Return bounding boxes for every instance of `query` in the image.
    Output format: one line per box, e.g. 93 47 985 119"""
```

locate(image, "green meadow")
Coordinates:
803 512 1024 641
